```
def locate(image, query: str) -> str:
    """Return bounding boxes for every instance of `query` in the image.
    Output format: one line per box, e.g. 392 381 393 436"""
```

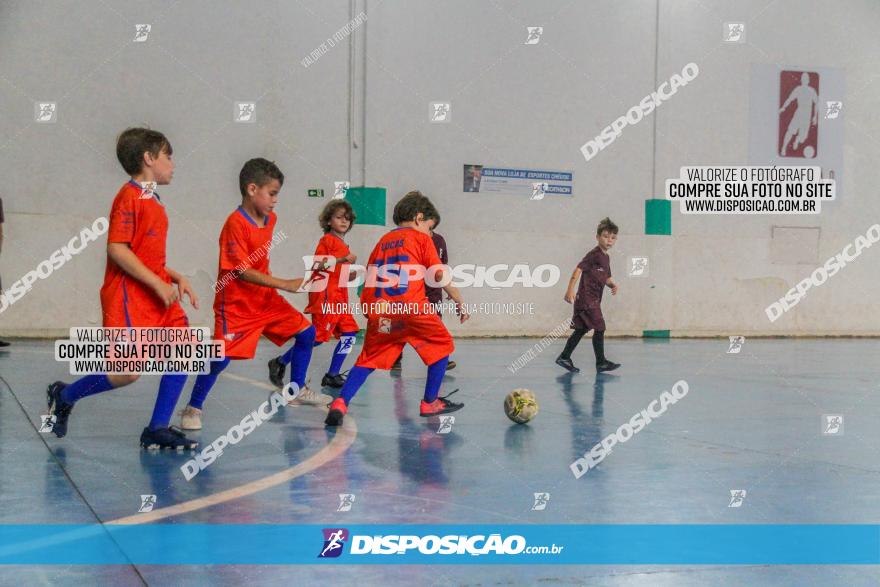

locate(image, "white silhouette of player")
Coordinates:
779 73 818 156
321 530 345 557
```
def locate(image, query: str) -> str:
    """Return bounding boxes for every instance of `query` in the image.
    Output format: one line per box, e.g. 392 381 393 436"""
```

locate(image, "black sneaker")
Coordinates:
596 360 621 373
46 381 73 438
420 389 464 417
321 372 346 389
446 360 456 371
555 356 580 373
0 340 10 348
140 426 199 450
324 398 347 427
268 357 286 388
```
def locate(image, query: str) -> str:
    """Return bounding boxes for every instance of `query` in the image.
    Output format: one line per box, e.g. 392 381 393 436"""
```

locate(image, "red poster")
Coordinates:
778 70 819 158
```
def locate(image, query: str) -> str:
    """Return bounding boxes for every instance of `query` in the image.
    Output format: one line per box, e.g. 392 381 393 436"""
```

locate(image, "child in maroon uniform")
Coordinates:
557 217 620 373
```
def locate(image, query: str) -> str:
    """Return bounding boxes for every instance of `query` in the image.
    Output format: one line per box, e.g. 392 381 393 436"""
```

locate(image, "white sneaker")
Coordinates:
179 405 202 430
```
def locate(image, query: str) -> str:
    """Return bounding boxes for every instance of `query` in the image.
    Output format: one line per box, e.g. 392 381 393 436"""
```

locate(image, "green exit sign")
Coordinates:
308 188 324 198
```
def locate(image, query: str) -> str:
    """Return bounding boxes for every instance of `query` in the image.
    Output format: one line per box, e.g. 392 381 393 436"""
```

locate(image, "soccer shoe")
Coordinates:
420 389 464 417
140 426 199 451
46 381 73 438
321 372 346 389
555 356 580 373
179 405 202 430
324 398 347 427
268 357 286 388
596 360 621 373
446 360 456 371
0 340 10 347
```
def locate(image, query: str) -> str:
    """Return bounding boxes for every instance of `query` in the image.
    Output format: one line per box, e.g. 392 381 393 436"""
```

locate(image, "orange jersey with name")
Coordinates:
305 233 352 313
213 207 281 323
360 227 442 313
101 180 177 326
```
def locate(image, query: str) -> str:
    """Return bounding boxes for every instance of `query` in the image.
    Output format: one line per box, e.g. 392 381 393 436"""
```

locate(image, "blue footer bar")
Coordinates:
1 524 878 565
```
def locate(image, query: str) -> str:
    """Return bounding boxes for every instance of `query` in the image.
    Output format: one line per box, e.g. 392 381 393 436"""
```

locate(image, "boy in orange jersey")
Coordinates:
46 127 200 449
302 200 359 389
325 191 468 427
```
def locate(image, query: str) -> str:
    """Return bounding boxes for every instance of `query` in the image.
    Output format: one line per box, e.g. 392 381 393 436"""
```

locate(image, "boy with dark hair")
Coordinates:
557 217 621 373
325 191 469 427
177 158 315 430
302 200 359 388
46 127 201 449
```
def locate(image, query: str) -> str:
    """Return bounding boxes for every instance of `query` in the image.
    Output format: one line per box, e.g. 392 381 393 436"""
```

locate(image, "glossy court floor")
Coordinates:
1 338 878 586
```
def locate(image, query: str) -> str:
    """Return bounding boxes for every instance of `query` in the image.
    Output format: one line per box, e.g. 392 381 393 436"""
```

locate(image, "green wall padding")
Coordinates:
645 199 671 236
346 186 386 226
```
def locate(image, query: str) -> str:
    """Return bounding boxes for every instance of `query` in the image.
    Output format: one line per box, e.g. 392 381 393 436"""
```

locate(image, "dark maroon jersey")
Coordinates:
425 232 448 304
575 246 611 307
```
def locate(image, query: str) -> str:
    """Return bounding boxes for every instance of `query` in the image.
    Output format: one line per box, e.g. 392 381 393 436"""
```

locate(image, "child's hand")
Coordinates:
177 277 200 309
564 291 575 304
345 253 357 264
610 283 619 295
459 308 470 323
153 281 179 308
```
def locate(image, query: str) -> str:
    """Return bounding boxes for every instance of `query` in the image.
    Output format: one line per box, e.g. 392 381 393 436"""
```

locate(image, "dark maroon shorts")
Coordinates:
571 300 605 332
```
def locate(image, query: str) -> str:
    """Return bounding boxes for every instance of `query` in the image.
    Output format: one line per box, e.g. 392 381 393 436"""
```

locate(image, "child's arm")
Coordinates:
607 276 619 295
564 267 582 303
166 267 200 309
107 242 178 307
238 268 304 293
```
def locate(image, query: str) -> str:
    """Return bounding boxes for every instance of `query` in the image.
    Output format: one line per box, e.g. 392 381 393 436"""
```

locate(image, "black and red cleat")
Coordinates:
419 389 463 417
324 397 348 427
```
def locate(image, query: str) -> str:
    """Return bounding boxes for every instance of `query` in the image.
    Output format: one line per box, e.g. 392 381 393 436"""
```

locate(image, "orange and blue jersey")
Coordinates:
305 233 352 314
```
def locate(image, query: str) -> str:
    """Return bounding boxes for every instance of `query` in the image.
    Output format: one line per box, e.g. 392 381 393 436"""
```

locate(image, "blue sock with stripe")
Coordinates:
339 365 373 405
60 374 114 404
148 374 188 431
328 332 358 375
188 357 231 409
280 326 315 387
423 356 449 403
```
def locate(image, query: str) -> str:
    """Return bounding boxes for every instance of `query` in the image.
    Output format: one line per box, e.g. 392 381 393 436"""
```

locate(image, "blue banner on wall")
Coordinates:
463 164 573 198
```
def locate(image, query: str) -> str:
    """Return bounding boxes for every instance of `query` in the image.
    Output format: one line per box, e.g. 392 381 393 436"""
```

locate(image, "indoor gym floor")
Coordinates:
1 337 878 586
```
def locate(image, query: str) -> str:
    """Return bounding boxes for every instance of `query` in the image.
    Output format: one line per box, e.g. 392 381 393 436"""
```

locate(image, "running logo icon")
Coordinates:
39 415 56 433
318 528 349 558
235 102 256 123
530 182 547 200
133 24 151 42
337 493 355 512
727 336 745 354
723 23 745 43
430 102 451 123
35 102 57 123
524 27 543 45
333 181 350 199
822 414 843 435
338 336 355 355
437 415 454 434
531 492 550 511
629 257 648 276
824 101 842 119
728 489 746 508
138 494 157 513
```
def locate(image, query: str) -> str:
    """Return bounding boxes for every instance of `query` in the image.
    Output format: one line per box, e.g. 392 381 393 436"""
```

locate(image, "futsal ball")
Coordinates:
803 146 815 158
504 389 539 424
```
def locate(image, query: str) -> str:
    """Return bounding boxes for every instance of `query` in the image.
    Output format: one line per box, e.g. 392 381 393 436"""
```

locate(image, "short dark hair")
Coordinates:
393 190 441 227
116 127 172 175
596 217 618 236
319 200 356 233
239 158 284 197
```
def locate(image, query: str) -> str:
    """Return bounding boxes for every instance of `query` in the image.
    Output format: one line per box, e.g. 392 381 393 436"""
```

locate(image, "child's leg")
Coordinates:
277 326 316 387
559 328 588 360
60 374 116 404
592 330 606 364
187 357 231 409
328 332 358 375
338 365 375 405
423 356 449 403
148 374 189 431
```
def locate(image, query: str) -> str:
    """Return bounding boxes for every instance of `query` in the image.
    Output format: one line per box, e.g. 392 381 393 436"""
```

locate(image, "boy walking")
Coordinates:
556 217 621 373
46 127 200 449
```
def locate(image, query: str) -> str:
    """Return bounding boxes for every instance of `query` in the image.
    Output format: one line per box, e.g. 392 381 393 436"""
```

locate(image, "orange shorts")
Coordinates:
216 296 311 360
103 298 189 329
310 312 360 344
354 312 454 370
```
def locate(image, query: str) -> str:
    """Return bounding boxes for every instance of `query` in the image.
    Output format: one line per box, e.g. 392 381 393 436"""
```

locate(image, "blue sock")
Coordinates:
281 326 315 387
328 332 358 375
188 357 231 409
60 374 113 404
339 365 373 405
423 356 449 403
148 374 188 431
